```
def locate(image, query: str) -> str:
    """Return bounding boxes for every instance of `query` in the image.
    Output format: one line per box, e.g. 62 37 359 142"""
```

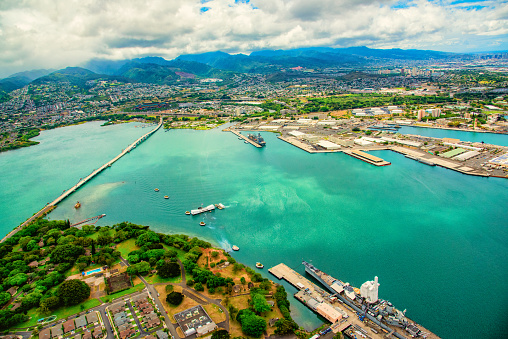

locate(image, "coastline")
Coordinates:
408 123 508 135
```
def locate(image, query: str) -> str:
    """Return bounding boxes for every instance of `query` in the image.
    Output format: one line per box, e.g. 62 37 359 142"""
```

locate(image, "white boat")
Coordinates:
200 221 206 226
256 262 264 269
232 245 239 251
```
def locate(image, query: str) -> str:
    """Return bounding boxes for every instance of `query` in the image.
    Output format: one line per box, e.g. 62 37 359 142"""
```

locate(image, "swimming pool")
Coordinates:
83 268 102 276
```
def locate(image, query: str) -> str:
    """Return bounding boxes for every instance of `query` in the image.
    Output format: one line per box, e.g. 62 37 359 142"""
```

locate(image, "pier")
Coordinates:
391 146 489 177
229 130 262 148
269 263 440 339
1 118 163 243
344 150 391 166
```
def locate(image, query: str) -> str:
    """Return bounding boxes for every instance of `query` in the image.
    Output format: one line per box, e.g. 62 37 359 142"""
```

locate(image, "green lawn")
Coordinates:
100 283 145 303
15 298 101 329
142 274 181 284
116 239 139 258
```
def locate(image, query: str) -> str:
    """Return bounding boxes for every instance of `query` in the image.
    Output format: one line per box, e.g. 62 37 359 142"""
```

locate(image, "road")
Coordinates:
120 256 180 339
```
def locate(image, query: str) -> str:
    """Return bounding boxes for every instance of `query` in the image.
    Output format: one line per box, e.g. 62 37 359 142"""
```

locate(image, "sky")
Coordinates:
0 0 507 77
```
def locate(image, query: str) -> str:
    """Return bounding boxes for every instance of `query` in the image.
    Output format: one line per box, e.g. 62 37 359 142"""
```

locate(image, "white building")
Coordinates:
360 276 379 304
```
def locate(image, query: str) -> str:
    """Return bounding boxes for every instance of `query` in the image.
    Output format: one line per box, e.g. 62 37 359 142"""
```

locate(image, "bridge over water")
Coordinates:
1 117 163 243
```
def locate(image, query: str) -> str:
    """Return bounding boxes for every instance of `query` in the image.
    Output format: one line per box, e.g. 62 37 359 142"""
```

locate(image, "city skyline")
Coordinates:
0 0 507 77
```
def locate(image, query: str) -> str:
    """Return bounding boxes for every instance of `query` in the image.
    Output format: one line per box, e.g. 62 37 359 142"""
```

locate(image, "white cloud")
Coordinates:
0 0 506 77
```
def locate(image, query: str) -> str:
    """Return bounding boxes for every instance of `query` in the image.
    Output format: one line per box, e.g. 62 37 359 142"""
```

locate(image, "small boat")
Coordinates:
244 141 248 143
238 137 242 140
200 221 206 226
164 195 169 199
232 245 239 251
256 262 264 269
154 188 159 192
74 201 81 209
185 211 191 215
217 203 225 210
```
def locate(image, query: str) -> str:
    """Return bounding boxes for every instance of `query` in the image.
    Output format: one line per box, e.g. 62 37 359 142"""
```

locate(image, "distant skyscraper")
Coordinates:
417 109 425 121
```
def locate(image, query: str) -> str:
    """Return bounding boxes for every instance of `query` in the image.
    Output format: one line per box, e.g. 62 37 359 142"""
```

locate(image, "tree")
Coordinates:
165 285 174 293
274 319 298 335
127 261 151 276
56 279 91 305
135 231 159 247
0 292 11 306
194 282 204 291
252 294 271 314
8 272 28 286
211 330 230 339
237 309 266 338
39 296 60 310
166 291 184 306
50 244 84 263
157 261 181 278
91 240 96 255
97 234 113 246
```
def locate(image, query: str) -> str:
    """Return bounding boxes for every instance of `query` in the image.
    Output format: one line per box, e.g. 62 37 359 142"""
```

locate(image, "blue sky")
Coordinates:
0 0 507 76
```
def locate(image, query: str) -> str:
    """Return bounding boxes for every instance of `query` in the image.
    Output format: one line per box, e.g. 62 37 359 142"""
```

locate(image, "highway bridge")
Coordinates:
0 117 163 243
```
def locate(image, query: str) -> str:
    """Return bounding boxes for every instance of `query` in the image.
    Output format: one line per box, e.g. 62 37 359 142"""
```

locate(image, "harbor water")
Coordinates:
397 125 508 146
1 122 507 338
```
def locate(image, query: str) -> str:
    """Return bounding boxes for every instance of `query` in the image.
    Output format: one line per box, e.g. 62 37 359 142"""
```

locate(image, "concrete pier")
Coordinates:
230 130 262 148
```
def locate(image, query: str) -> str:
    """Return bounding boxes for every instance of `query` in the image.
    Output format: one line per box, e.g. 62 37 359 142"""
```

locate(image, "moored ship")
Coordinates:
302 261 430 338
248 133 266 146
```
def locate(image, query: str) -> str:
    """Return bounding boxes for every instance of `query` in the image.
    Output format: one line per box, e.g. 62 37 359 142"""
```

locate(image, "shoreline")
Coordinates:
407 123 508 135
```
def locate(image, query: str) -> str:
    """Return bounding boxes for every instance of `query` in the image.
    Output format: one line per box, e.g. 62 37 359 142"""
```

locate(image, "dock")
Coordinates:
230 130 262 148
190 204 215 215
344 150 391 166
392 146 489 177
269 263 440 339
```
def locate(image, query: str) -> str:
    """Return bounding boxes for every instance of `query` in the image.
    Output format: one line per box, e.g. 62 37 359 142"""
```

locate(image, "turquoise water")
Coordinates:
0 121 150 233
398 126 508 146
1 123 508 338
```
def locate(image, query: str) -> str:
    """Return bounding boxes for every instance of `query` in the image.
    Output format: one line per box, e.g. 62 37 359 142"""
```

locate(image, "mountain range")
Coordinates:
0 46 467 93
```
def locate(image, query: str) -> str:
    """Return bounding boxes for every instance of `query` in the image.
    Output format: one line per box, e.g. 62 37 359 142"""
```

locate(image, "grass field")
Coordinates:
116 239 139 258
142 273 181 284
100 283 145 303
16 298 101 329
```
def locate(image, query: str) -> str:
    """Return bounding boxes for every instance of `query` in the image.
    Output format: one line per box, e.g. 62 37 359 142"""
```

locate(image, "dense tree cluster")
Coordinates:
57 279 91 305
165 291 184 306
236 309 267 337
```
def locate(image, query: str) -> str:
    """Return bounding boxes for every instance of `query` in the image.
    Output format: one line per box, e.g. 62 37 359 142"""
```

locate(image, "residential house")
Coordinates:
86 311 99 325
155 330 168 339
119 328 135 339
141 306 154 315
51 325 63 338
109 304 125 314
63 319 76 333
82 330 92 339
39 328 51 339
75 315 87 329
92 327 103 339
